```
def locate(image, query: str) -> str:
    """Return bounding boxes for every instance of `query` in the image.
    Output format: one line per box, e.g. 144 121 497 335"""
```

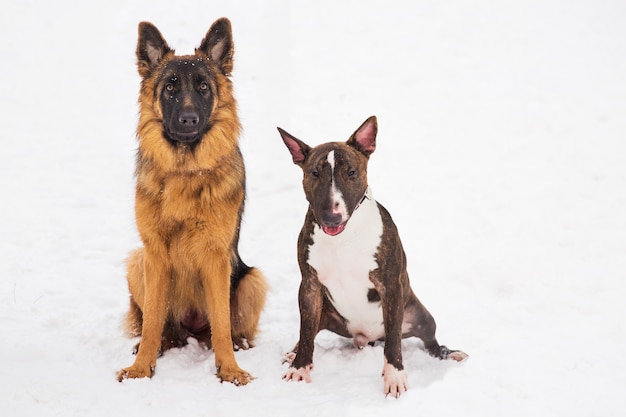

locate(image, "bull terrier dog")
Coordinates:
277 116 467 397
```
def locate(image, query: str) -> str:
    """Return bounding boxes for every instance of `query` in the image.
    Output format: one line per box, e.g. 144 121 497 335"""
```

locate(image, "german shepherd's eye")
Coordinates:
199 81 209 92
165 83 174 92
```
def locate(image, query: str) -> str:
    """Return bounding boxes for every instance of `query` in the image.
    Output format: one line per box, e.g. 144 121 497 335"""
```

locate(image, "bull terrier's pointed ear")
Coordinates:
347 116 377 158
136 22 173 78
277 127 311 166
198 17 234 75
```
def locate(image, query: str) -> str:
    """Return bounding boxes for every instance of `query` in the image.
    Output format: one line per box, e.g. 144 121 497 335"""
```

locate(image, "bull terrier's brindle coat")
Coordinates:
278 116 467 397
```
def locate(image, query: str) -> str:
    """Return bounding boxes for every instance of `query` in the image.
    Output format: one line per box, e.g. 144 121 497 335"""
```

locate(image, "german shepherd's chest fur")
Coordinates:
136 153 244 235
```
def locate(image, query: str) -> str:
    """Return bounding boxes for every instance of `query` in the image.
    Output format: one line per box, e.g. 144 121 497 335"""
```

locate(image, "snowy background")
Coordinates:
1 0 625 415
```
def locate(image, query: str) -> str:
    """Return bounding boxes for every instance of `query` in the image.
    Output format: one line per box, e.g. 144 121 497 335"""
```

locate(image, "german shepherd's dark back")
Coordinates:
117 18 268 386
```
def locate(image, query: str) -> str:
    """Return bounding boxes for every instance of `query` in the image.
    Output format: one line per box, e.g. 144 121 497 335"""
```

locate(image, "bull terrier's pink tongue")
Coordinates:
322 224 345 236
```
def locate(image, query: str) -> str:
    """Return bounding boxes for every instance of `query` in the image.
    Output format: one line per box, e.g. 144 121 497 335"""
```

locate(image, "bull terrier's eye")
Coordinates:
347 169 356 177
311 170 320 178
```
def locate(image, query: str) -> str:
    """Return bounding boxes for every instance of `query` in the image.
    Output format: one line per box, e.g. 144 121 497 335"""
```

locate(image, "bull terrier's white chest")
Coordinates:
307 194 385 341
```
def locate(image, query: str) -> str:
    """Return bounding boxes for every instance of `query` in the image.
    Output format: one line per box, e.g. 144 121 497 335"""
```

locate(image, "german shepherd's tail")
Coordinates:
230 260 268 348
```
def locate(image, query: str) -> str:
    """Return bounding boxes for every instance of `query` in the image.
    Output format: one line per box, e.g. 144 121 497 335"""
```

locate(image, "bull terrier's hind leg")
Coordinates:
405 296 468 361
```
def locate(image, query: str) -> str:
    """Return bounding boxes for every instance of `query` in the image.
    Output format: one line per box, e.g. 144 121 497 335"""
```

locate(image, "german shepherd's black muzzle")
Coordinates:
160 60 215 145
167 106 204 143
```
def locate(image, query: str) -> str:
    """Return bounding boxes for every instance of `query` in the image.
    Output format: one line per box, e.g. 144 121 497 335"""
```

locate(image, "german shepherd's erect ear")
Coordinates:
197 18 234 76
136 22 173 78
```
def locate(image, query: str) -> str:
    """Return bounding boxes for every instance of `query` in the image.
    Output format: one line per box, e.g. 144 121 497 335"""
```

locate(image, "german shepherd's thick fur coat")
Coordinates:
117 18 268 386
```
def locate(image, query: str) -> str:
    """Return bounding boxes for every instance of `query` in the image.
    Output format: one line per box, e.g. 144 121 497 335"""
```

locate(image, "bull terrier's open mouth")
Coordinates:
321 223 346 236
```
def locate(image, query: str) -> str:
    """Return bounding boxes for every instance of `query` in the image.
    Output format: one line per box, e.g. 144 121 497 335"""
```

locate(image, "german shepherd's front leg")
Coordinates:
203 252 252 385
117 248 169 381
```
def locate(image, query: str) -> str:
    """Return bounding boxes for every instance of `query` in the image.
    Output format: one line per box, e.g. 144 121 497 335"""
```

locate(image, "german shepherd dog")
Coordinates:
117 18 268 386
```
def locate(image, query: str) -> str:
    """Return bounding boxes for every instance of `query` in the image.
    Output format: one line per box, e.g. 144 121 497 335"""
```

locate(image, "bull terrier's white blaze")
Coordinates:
327 149 335 169
327 150 348 222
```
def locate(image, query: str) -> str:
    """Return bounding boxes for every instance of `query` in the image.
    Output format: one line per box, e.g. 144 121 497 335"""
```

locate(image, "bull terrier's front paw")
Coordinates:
282 351 297 365
382 362 408 398
283 364 313 383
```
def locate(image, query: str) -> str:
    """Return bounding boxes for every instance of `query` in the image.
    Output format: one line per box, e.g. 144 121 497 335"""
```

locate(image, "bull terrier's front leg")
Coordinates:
379 280 409 397
283 276 323 383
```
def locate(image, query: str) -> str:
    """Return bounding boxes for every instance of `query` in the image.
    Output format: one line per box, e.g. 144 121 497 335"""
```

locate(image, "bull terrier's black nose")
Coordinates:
178 110 199 126
321 212 343 226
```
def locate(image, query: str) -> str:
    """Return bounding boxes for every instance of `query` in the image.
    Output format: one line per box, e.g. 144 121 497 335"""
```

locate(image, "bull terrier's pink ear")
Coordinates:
348 116 377 157
278 127 311 165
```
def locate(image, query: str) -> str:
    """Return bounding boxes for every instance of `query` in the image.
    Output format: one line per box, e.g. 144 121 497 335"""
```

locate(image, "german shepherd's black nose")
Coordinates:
178 110 200 127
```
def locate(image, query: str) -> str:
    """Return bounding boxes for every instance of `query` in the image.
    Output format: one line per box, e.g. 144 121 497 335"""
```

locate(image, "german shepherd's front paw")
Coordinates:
116 364 155 382
217 366 253 386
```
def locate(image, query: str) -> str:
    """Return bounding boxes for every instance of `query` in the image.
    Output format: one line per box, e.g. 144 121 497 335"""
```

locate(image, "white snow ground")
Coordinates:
1 1 625 416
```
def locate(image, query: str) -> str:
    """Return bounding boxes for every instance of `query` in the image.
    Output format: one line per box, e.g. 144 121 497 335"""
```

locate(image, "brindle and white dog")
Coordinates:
278 116 467 397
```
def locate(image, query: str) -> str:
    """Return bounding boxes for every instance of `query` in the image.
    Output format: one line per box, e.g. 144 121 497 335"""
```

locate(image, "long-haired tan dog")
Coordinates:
117 18 268 386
